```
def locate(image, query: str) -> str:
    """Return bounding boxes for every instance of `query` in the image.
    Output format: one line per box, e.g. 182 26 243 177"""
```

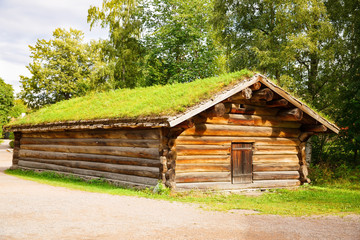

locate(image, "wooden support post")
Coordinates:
298 142 310 184
277 108 303 121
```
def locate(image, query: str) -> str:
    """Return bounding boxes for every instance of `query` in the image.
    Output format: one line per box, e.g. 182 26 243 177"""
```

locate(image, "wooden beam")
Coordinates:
249 82 262 90
176 155 229 164
19 158 159 178
299 132 314 142
201 103 227 118
176 136 300 146
266 99 289 108
21 145 160 160
181 124 301 138
258 76 339 133
229 88 253 101
18 160 159 185
251 88 274 101
20 138 159 148
176 164 230 173
176 172 231 183
253 171 300 180
19 149 161 167
23 129 160 140
205 114 302 128
277 108 303 121
301 124 327 132
253 163 300 172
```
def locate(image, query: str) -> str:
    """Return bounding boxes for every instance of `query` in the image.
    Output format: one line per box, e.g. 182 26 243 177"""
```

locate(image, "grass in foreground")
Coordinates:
6 169 360 216
8 70 252 126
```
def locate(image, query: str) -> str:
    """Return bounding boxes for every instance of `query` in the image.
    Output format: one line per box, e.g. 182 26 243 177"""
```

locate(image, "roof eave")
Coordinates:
258 74 340 134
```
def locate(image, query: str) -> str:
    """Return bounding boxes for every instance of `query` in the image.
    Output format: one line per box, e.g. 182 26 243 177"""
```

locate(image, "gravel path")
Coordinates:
0 141 359 240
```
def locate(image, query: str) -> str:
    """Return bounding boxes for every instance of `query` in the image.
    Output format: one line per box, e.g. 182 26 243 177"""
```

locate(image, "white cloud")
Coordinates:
0 0 108 93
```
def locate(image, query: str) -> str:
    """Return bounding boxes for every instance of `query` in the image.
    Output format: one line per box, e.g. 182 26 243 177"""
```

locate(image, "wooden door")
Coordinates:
231 143 253 184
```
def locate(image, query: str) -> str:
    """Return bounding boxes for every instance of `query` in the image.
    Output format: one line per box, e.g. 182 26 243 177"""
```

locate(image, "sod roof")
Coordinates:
8 70 253 127
6 69 339 134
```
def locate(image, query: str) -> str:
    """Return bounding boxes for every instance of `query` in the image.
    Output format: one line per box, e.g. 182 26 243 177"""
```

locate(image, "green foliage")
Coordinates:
0 77 14 138
5 169 360 216
88 0 144 88
142 0 221 85
309 162 360 185
9 140 14 148
9 70 252 126
19 28 104 109
9 99 28 119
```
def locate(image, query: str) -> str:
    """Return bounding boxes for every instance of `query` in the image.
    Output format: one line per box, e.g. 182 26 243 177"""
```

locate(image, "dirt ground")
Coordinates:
0 141 359 240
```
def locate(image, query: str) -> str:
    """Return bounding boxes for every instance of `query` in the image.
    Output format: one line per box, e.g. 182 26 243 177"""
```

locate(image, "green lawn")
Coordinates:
5 169 360 216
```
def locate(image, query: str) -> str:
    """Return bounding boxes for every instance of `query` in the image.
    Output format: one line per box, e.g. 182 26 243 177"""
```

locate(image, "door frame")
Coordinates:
231 142 253 184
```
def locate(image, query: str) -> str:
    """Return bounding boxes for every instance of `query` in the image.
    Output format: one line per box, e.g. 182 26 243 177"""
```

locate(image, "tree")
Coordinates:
88 0 144 88
0 78 14 137
142 0 221 85
213 0 336 103
19 28 101 108
310 0 360 165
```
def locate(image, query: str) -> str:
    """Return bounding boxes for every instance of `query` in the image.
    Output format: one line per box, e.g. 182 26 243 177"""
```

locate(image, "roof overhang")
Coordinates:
168 74 340 134
6 117 169 133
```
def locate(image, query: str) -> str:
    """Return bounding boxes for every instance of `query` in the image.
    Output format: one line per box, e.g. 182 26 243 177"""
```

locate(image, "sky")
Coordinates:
0 0 108 93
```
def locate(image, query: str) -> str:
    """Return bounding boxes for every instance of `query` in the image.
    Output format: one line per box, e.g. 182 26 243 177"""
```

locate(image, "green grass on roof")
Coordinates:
9 70 253 126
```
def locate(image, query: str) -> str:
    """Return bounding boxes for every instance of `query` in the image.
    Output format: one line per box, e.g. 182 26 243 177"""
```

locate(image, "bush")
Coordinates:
9 140 14 148
309 163 360 185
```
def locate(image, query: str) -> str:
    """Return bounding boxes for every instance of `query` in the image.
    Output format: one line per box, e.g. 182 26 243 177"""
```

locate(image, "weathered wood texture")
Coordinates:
17 128 162 188
175 100 302 187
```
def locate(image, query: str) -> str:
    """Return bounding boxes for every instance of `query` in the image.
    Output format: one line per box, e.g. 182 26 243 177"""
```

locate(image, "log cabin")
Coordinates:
5 72 339 190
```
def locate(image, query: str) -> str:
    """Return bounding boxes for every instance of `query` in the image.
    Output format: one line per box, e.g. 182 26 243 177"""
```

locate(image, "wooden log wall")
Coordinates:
173 85 305 189
16 128 162 188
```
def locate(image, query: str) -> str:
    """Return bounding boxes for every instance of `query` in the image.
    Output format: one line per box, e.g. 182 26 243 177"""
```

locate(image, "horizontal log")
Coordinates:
230 105 280 116
177 145 230 156
176 172 231 183
254 146 298 155
176 180 300 190
20 138 159 148
201 103 226 117
206 114 301 128
17 160 160 185
176 155 229 164
253 163 300 172
251 88 274 101
19 158 159 178
176 164 230 173
176 120 195 129
175 136 300 146
301 124 327 132
253 171 300 180
277 108 303 121
299 132 314 142
253 154 299 163
22 129 160 140
181 124 301 138
19 150 160 167
21 145 160 160
230 88 253 101
266 99 289 108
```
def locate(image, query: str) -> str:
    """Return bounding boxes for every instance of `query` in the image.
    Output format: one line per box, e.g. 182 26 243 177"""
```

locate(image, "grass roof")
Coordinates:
9 70 253 126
